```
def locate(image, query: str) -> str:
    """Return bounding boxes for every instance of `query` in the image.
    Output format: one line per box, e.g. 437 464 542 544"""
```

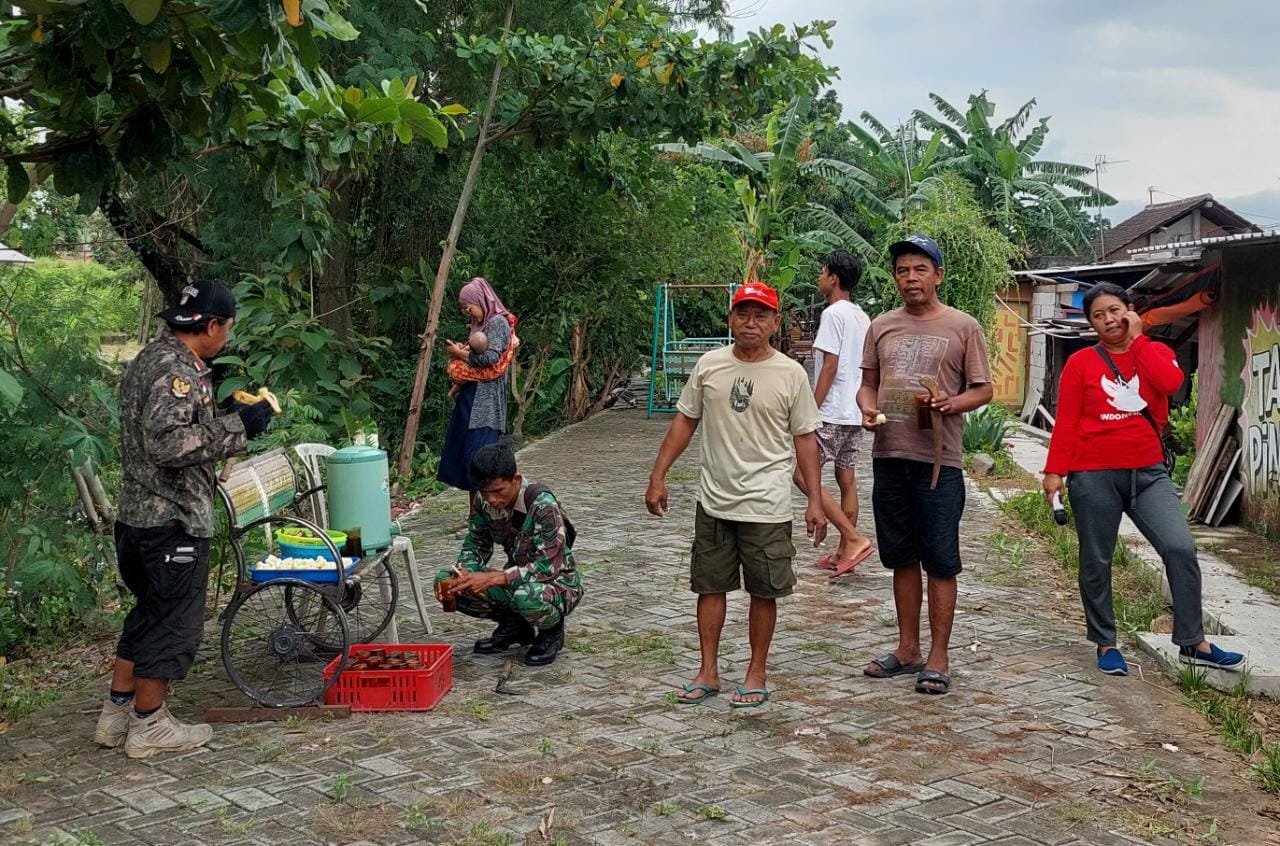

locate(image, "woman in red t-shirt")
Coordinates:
1043 283 1242 676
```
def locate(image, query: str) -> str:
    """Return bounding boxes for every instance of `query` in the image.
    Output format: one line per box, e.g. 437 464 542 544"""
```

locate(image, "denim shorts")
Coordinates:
870 458 965 578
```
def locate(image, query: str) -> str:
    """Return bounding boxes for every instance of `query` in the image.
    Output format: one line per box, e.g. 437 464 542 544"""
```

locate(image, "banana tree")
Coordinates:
658 95 890 299
910 91 1116 253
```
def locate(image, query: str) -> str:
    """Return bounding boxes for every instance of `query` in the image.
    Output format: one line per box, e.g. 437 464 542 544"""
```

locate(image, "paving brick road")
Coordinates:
2 409 1279 845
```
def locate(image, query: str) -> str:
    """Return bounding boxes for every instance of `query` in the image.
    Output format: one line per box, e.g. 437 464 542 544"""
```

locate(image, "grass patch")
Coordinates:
1178 668 1280 794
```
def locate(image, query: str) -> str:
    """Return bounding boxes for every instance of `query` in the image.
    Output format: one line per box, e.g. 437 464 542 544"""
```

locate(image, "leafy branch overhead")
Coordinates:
456 8 835 148
0 0 462 271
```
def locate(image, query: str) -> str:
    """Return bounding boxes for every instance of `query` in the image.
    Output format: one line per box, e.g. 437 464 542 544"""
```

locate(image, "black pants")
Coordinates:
114 522 210 681
871 458 965 578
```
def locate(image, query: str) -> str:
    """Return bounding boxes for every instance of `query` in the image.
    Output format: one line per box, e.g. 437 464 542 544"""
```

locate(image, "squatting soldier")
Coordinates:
435 443 583 666
95 281 275 758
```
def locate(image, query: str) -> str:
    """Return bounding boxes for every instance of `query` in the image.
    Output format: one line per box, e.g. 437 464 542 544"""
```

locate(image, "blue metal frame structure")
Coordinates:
647 283 736 416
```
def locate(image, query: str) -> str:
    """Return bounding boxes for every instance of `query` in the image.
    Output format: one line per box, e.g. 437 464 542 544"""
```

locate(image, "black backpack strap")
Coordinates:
1094 344 1164 440
522 482 576 549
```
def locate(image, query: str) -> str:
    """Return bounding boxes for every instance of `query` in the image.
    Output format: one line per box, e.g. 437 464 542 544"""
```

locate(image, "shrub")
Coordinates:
0 261 127 654
963 404 1010 455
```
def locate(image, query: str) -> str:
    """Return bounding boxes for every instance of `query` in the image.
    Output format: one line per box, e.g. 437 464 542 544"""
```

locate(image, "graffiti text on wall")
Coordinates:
1243 303 1280 495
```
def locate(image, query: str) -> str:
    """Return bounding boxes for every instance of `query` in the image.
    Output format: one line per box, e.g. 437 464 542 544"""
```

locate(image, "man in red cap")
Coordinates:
646 281 827 708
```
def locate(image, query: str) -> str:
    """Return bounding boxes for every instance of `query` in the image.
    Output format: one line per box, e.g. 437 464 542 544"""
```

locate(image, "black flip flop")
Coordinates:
915 670 951 695
864 653 926 678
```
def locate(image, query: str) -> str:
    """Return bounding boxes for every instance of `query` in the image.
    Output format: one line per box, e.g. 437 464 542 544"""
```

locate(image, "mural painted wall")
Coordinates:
1242 304 1280 501
1213 243 1280 534
991 301 1027 407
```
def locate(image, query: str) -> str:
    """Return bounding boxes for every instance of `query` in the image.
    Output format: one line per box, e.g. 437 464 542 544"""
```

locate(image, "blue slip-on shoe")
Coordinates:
1179 643 1245 671
1097 647 1129 676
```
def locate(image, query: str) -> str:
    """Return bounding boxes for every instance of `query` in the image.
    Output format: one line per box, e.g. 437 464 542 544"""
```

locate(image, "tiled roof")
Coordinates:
1091 194 1256 260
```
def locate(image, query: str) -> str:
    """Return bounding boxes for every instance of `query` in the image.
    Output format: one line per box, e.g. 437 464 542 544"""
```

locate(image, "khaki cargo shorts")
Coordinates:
690 504 796 598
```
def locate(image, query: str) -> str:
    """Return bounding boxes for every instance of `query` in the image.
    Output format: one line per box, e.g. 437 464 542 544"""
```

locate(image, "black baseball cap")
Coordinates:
889 234 944 268
158 281 237 325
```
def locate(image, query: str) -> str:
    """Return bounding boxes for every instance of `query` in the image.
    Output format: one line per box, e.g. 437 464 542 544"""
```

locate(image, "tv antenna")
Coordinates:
1093 154 1127 259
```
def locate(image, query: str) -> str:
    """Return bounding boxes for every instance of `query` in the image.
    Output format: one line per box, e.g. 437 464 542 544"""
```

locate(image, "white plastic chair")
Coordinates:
293 443 336 528
292 443 433 637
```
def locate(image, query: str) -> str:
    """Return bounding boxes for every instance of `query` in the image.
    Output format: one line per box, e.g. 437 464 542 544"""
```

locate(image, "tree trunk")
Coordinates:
316 180 353 339
583 359 626 419
510 343 550 444
99 191 194 302
396 0 514 478
566 321 590 423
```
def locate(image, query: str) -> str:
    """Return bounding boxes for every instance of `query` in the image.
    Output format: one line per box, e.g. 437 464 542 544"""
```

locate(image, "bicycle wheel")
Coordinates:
286 558 398 650
222 579 349 707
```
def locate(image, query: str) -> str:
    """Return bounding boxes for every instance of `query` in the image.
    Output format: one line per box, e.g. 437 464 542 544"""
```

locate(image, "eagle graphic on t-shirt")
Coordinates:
1101 373 1146 413
729 377 754 413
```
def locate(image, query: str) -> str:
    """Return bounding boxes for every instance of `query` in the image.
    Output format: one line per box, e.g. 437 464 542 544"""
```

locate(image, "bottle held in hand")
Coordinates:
1052 491 1069 526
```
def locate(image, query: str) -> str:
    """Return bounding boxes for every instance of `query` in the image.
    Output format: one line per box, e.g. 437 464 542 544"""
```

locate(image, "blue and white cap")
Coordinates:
888 235 943 268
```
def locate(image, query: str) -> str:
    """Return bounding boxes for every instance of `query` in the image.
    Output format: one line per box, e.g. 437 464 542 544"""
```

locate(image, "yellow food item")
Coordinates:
283 0 303 26
873 413 887 426
233 387 282 414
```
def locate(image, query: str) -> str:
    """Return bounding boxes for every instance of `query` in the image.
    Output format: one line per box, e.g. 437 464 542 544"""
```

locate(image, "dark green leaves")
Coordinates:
210 0 263 34
6 162 29 205
122 0 164 25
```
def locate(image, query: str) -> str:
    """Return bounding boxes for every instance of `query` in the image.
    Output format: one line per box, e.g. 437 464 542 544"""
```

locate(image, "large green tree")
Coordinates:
0 0 456 298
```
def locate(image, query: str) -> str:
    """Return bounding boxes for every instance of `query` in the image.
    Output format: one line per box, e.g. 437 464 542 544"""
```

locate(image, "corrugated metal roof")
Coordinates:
0 242 33 265
1128 228 1280 256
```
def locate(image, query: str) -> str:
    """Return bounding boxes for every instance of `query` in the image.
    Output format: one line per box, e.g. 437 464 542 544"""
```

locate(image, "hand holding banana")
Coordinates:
232 387 282 414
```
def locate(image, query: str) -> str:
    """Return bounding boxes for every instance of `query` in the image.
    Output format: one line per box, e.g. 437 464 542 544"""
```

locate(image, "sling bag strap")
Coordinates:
1094 343 1175 474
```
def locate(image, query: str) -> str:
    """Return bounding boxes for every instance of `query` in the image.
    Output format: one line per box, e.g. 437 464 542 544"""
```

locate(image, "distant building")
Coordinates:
1091 194 1259 263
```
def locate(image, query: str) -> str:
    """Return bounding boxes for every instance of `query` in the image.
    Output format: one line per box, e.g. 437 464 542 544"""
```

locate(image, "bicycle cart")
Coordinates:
215 449 401 707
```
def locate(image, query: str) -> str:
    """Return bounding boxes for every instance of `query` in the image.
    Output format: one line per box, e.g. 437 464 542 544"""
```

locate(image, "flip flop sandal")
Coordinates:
829 545 875 579
676 683 720 705
729 684 771 709
863 652 925 678
815 553 837 570
915 670 951 695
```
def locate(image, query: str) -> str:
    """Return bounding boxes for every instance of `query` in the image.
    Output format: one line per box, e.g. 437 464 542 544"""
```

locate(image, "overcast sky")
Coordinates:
718 0 1280 228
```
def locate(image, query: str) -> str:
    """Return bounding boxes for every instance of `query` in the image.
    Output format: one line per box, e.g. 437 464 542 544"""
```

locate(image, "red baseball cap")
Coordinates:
731 281 779 311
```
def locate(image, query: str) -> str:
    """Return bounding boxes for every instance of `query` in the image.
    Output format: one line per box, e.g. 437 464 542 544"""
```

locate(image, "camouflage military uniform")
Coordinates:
118 328 247 537
115 328 247 681
435 485 583 628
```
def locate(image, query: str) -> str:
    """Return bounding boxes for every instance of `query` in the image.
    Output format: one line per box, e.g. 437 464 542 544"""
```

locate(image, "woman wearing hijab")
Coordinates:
437 278 513 493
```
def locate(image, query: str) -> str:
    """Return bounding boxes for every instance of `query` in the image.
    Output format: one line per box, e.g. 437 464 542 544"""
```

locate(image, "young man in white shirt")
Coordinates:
646 282 827 708
794 250 874 578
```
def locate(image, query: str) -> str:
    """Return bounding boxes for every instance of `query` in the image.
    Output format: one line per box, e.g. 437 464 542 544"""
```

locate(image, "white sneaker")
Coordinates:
93 696 132 748
124 706 213 759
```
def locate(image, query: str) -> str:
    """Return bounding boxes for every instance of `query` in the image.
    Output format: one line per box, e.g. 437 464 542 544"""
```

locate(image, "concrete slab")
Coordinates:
1000 430 1280 699
1133 634 1279 696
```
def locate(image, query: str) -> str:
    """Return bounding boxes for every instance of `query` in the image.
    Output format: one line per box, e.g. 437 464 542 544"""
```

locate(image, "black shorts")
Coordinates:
870 458 965 578
114 522 211 681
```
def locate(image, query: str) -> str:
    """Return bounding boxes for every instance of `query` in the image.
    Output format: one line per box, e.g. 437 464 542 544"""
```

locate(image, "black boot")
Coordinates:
474 613 534 654
524 621 564 666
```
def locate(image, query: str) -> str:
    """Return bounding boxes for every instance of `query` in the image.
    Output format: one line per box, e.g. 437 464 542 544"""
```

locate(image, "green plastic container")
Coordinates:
326 446 393 551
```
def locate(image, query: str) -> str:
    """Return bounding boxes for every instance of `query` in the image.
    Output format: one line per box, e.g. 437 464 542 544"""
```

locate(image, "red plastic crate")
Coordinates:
323 644 452 712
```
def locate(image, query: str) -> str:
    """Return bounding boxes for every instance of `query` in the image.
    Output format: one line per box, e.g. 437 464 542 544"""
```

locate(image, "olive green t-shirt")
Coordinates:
677 345 821 523
860 306 991 469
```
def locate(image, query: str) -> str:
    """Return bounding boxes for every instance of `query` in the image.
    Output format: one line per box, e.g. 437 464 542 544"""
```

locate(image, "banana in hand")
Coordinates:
232 386 282 414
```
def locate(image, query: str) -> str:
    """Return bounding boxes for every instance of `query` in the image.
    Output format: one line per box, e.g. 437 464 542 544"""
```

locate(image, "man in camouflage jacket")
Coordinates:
95 281 275 759
436 443 583 666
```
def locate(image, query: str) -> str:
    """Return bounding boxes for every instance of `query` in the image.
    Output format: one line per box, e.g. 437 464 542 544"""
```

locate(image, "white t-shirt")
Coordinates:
677 345 821 523
812 299 870 425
